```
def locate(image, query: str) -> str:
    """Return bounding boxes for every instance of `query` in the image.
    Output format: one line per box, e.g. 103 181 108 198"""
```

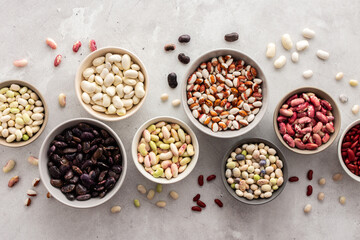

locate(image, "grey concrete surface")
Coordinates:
0 0 359 239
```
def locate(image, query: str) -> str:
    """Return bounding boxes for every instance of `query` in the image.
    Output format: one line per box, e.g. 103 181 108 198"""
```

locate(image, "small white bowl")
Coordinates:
132 116 199 184
39 118 127 208
181 48 268 138
338 119 360 181
75 47 148 122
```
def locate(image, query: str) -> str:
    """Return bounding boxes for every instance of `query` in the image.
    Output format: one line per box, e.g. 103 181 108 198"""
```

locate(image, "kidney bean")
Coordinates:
191 206 202 212
178 34 191 43
206 174 216 182
307 170 313 180
214 199 223 208
198 175 204 186
167 72 178 88
306 185 313 196
197 200 206 208
193 194 200 202
289 176 299 182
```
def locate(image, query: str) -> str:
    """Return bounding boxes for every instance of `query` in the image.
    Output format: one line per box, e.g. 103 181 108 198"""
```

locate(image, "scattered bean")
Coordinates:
164 44 176 51
172 99 180 107
3 159 16 173
137 184 147 194
352 105 359 115
32 178 40 187
156 183 162 193
316 50 329 60
289 176 299 182
24 198 31 206
156 201 167 208
318 192 325 201
58 93 66 107
89 40 97 52
160 93 169 102
13 59 28 67
339 94 348 103
191 206 201 212
335 72 344 81
178 53 190 64
193 194 200 202
54 54 62 67
306 185 313 196
303 70 313 79
266 43 276 58
178 34 191 43
111 205 121 213
206 174 216 182
198 175 204 186
167 72 178 88
333 173 343 181
8 175 19 187
28 156 38 166
318 177 326 185
72 41 82 52
27 189 37 196
291 52 299 63
281 34 293 50
304 204 312 213
307 170 313 180
296 40 309 51
46 192 52 198
134 199 140 207
339 196 346 205
147 189 155 200
214 199 223 207
169 190 179 200
349 79 358 87
46 38 57 49
224 32 239 42
197 200 206 208
302 28 315 39
274 55 286 69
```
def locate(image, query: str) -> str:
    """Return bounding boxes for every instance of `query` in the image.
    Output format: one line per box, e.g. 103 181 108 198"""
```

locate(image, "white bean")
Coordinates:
296 40 309 51
135 82 145 98
266 43 276 58
274 56 286 69
316 50 329 60
291 52 299 63
302 28 315 39
122 54 131 70
335 72 344 81
303 70 313 79
281 34 293 50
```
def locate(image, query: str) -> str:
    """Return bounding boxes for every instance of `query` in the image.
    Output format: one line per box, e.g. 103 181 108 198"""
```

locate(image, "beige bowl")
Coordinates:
75 47 148 121
0 80 48 147
273 87 341 154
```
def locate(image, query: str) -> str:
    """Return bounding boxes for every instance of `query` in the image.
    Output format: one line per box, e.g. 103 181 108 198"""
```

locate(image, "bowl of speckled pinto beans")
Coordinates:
182 48 267 138
273 87 341 154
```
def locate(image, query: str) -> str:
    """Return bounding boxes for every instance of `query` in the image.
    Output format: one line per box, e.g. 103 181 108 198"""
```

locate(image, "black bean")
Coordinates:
61 184 75 193
69 176 79 184
178 53 190 64
224 32 239 42
50 179 63 188
164 44 176 51
75 184 87 195
64 170 74 180
49 166 61 179
167 72 178 88
81 132 94 141
66 193 75 201
178 34 191 43
76 194 91 201
72 165 83 175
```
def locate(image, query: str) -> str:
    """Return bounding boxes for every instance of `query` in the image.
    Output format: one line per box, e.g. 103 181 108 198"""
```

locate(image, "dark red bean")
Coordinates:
167 72 178 88
306 185 313 196
197 200 206 208
224 32 239 42
214 199 223 208
178 53 190 64
206 174 216 182
193 194 200 202
289 176 299 182
191 206 201 212
307 170 313 180
178 34 191 43
198 175 204 186
164 44 176 51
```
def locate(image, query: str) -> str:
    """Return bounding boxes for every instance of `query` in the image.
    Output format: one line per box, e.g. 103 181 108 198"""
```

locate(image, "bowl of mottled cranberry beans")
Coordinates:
273 87 341 154
39 118 127 208
338 119 360 181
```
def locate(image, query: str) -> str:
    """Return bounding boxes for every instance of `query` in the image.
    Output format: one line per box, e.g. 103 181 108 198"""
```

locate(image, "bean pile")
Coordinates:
0 84 45 143
47 122 122 201
225 143 284 200
341 124 360 176
80 52 146 116
137 121 195 179
277 92 335 150
186 55 263 132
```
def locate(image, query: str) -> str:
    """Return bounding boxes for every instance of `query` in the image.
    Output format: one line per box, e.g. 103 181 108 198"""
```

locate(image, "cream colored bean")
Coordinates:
274 55 286 69
266 43 276 58
335 72 344 81
318 192 325 201
304 204 312 213
339 196 346 205
111 206 121 213
317 50 329 60
281 34 293 50
296 40 309 51
302 28 315 39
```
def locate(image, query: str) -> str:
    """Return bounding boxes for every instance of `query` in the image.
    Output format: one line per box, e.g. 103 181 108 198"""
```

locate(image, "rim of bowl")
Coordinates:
0 80 48 148
337 119 360 181
38 117 127 208
181 48 268 138
273 86 341 155
75 46 148 122
131 116 199 184
221 137 288 205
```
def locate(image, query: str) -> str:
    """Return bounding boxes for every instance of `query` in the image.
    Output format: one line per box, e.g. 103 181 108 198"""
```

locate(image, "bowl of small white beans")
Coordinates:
182 48 267 138
0 80 48 147
75 47 148 121
221 138 288 205
132 116 199 184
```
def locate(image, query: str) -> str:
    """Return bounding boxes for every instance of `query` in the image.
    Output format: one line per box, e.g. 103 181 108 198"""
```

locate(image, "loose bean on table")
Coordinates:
318 177 326 185
156 201 166 208
167 72 178 88
147 189 155 200
302 28 315 39
274 55 286 69
304 204 312 213
339 196 346 205
3 159 15 173
333 173 343 181
156 184 162 193
169 191 179 200
266 43 276 58
164 44 176 51
318 192 325 201
178 34 191 43
281 34 293 50
224 32 239 42
178 53 190 64
134 199 140 207
111 205 121 213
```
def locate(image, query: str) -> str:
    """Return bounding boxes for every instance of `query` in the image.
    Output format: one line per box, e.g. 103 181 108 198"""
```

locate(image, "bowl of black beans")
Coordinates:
39 118 127 208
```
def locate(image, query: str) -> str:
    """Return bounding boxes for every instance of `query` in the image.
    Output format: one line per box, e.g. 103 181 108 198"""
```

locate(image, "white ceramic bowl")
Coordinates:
132 116 199 184
181 48 268 138
338 119 360 181
39 118 127 208
75 47 148 122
